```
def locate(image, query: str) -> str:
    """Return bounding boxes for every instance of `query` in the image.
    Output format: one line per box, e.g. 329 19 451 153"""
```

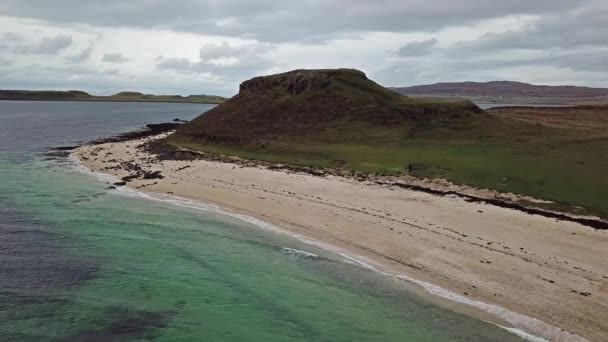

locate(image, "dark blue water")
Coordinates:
0 101 212 152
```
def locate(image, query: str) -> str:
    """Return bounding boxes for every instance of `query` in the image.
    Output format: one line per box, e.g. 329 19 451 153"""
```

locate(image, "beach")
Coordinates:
74 134 608 341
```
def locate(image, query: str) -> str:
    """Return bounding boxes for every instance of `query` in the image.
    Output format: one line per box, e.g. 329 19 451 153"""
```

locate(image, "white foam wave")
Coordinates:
281 247 318 259
501 327 552 342
69 153 587 342
68 153 122 184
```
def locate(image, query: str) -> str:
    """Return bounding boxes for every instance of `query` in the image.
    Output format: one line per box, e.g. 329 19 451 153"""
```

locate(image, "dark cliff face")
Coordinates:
238 69 367 95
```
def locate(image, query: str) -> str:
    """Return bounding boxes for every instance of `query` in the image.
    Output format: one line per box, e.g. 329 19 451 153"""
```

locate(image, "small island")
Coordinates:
0 89 226 104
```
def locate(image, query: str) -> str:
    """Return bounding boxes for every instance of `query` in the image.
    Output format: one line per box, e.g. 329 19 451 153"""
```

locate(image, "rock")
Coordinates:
145 123 181 132
239 69 350 95
142 170 164 180
52 145 80 151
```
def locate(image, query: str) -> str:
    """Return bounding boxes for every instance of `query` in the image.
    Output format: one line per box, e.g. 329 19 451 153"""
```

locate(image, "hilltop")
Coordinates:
391 81 608 105
173 68 487 145
0 90 226 104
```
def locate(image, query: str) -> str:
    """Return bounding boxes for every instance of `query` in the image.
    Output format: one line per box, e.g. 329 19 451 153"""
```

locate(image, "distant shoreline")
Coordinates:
0 98 221 105
0 90 226 105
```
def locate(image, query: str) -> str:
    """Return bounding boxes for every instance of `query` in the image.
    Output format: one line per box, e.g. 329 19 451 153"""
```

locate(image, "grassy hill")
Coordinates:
174 69 495 144
0 90 226 104
169 69 608 218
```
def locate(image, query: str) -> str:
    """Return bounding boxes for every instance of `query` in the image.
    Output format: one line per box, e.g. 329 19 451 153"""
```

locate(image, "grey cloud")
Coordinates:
198 42 261 62
397 38 437 57
157 58 193 71
478 51 608 73
1 61 231 96
0 63 123 90
0 58 14 67
1 0 581 42
66 46 93 63
0 32 23 51
1 33 73 54
158 42 273 80
453 2 608 52
386 1 608 85
103 68 121 76
33 34 72 54
2 32 23 42
549 52 608 73
102 53 130 63
159 55 272 79
1 1 607 93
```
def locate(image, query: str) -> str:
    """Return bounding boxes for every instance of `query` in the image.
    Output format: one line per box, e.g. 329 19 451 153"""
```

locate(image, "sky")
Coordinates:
0 0 607 97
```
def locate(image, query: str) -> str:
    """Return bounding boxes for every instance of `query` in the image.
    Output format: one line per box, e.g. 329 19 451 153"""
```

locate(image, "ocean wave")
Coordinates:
281 247 318 259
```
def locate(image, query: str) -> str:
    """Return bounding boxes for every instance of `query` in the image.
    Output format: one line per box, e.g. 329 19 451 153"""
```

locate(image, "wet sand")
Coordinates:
74 135 608 341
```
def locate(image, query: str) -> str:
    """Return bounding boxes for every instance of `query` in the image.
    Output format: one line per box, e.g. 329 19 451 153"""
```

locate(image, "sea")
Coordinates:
0 100 528 341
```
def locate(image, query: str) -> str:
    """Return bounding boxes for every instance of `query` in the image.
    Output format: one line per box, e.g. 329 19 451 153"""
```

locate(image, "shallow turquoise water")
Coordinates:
0 101 524 341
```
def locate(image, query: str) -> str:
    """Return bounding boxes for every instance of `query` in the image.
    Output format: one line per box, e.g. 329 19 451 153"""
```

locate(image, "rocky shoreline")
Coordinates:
45 122 183 159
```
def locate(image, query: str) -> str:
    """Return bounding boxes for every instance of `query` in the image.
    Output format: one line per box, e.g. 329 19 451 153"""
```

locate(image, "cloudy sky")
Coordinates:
0 0 606 96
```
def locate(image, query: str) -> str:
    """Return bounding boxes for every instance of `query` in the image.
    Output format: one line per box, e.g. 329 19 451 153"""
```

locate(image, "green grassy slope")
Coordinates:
169 69 608 218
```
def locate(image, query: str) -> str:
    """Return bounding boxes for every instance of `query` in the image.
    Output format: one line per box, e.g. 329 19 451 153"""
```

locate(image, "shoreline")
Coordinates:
67 154 560 342
0 99 222 105
72 133 608 341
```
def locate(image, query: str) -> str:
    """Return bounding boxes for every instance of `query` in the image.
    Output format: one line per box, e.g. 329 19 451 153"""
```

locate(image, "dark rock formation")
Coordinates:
239 69 346 95
145 123 181 132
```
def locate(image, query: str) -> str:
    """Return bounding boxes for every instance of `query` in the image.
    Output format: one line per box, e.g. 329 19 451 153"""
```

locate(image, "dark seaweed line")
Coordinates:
382 182 608 230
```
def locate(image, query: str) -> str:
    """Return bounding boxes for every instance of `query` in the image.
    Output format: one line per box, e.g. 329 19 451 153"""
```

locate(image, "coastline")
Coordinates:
72 133 608 341
0 98 222 105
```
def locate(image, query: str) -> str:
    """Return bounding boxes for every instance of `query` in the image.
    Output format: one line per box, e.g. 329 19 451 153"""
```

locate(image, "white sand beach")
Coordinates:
75 135 608 341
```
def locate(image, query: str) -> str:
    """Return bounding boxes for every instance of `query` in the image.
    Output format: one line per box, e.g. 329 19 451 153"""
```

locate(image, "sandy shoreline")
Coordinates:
74 134 608 341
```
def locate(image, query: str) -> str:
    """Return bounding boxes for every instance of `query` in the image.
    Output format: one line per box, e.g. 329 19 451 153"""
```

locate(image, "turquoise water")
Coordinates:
0 101 524 341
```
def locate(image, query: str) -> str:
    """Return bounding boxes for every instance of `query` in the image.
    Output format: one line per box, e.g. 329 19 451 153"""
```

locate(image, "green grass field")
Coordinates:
169 122 608 219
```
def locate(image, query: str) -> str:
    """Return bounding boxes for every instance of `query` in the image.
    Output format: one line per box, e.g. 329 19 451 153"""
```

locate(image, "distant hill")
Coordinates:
0 90 226 104
172 68 487 145
391 81 608 104
0 90 93 101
